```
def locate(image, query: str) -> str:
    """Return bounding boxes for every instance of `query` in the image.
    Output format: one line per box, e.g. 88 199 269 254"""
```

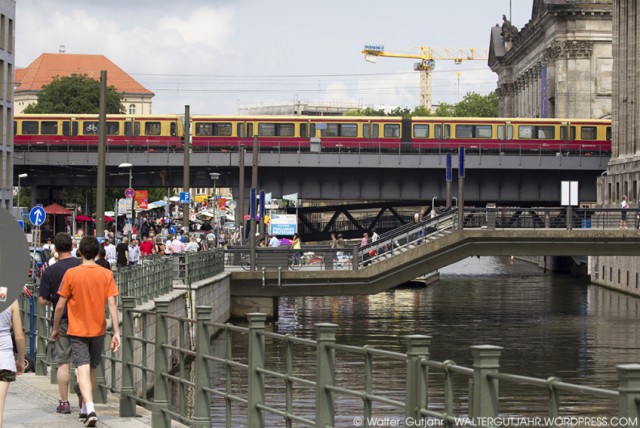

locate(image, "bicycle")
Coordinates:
288 252 302 270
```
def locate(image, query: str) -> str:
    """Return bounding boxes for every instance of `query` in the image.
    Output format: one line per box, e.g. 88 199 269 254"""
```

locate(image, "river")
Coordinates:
210 256 640 426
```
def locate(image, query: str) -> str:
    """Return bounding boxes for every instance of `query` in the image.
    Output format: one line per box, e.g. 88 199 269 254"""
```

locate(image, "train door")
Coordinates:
559 122 575 153
497 121 513 152
401 118 412 153
434 121 451 151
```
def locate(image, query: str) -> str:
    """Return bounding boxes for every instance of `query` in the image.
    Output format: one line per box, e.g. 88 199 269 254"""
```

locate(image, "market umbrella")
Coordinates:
279 238 292 246
75 215 92 222
43 203 71 235
104 216 114 223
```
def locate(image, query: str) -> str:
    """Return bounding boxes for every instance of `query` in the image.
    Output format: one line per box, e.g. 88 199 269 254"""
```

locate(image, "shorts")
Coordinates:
69 335 105 368
53 319 72 364
621 211 627 220
0 369 16 382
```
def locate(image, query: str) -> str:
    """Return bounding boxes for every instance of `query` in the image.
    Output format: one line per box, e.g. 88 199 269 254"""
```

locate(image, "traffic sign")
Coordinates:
17 220 24 230
179 192 191 204
169 225 177 235
29 206 46 227
125 188 135 198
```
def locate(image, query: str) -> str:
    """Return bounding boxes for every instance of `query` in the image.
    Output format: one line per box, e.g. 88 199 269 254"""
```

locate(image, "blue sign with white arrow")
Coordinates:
169 225 177 235
29 206 46 227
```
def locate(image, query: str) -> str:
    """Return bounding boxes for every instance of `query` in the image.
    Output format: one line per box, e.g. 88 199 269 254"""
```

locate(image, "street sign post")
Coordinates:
179 192 191 204
29 206 46 227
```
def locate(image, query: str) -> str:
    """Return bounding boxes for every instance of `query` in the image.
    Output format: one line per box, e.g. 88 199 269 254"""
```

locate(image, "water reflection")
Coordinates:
211 256 640 425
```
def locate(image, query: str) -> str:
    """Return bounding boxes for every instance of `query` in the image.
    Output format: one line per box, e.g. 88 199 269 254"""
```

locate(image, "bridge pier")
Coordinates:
231 296 279 320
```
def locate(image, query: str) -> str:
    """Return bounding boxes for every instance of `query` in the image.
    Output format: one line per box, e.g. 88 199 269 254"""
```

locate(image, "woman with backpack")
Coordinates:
0 300 25 426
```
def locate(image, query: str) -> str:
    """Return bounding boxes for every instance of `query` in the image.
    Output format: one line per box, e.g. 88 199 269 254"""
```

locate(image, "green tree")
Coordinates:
23 73 125 114
448 92 498 117
346 107 387 116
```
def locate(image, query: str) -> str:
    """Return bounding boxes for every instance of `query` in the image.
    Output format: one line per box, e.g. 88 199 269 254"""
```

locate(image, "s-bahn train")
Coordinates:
13 113 612 154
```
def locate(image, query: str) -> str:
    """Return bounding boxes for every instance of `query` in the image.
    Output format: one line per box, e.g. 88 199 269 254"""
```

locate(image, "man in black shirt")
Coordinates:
116 237 129 270
38 232 82 415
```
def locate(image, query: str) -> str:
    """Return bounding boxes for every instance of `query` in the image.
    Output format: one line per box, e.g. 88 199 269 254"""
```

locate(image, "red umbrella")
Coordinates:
75 215 92 222
104 216 114 223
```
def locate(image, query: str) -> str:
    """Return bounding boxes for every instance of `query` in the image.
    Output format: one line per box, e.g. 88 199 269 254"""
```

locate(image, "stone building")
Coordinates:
14 52 154 115
593 0 640 295
0 0 14 210
489 0 613 119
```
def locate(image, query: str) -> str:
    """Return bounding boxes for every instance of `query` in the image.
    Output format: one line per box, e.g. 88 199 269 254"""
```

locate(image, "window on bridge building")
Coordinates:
129 104 136 115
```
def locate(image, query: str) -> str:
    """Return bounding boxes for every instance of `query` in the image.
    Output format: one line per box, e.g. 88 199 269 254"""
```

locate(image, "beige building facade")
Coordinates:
593 0 640 295
489 0 613 119
0 0 14 210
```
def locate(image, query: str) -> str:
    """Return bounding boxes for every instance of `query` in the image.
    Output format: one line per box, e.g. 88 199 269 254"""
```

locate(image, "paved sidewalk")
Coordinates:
4 373 185 427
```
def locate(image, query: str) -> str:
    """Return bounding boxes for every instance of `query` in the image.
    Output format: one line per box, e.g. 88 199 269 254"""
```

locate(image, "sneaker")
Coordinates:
83 412 97 427
56 400 71 414
79 412 88 421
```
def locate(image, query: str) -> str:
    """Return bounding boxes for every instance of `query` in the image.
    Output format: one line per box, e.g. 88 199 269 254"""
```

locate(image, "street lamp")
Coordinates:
17 173 28 228
119 163 134 240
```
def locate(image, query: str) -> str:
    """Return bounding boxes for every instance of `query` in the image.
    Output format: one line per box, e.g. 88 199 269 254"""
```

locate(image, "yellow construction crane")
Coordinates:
361 45 488 111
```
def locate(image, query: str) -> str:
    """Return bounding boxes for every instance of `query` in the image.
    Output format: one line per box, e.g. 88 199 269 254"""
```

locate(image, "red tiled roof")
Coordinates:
15 53 153 95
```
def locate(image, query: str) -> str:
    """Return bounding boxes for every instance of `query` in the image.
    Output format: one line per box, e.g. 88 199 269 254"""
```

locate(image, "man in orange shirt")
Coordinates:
52 236 120 427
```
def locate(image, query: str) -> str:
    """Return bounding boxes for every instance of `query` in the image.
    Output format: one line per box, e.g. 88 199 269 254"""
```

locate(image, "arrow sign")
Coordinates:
29 206 46 227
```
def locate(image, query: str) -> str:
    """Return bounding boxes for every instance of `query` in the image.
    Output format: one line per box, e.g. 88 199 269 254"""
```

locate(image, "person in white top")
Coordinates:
104 240 117 266
268 235 280 247
170 236 186 254
620 195 629 229
371 228 380 243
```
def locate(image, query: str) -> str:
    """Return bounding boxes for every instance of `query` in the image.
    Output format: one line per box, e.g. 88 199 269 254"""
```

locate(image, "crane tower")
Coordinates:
361 46 488 111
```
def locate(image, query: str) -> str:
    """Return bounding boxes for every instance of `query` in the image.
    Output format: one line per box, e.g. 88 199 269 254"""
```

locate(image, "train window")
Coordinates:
62 122 79 136
41 121 58 135
278 123 295 137
170 122 177 137
384 124 400 138
413 124 429 138
363 124 379 139
258 123 276 136
247 123 253 137
434 124 450 139
237 123 244 138
124 121 140 137
323 124 339 137
560 126 577 141
497 125 513 140
518 125 555 139
21 121 38 135
106 122 120 135
581 127 597 140
145 122 162 136
606 126 612 140
300 123 316 138
341 124 358 137
195 123 213 136
214 123 232 136
456 125 491 138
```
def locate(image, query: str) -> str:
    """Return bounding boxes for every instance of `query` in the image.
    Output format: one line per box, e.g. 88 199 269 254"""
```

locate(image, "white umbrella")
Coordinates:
169 196 180 202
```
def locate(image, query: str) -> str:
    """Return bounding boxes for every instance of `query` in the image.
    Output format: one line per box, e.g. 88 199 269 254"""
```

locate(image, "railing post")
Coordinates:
247 313 267 428
405 335 430 421
192 306 213 428
35 298 48 376
352 245 359 271
119 296 136 417
316 323 337 428
152 299 171 428
618 364 640 425
470 345 502 423
94 358 107 404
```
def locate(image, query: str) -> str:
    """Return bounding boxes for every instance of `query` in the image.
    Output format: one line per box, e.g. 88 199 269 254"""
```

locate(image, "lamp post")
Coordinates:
209 172 220 225
119 162 134 240
17 173 28 228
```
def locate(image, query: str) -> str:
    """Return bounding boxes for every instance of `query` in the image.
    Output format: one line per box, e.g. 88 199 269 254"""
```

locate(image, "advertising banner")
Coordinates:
134 190 148 210
270 214 297 236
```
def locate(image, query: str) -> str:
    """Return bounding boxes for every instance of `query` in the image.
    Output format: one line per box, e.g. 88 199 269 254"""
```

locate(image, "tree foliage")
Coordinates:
23 73 125 114
347 91 498 118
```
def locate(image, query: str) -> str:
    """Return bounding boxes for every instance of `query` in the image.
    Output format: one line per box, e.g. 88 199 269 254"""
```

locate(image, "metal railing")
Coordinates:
92 308 640 427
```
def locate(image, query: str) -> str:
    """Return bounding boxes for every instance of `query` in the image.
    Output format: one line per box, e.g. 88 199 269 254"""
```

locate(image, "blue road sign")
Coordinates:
29 206 46 227
179 192 191 204
17 220 24 230
446 153 452 182
169 225 177 235
459 147 465 178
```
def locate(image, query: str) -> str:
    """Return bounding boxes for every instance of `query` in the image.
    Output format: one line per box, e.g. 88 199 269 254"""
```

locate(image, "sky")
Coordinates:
15 0 533 115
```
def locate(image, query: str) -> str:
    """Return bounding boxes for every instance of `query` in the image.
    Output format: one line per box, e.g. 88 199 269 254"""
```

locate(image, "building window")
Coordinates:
129 104 136 115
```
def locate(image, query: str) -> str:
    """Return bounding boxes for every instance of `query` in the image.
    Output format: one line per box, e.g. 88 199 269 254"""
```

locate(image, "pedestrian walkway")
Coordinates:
4 373 185 427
